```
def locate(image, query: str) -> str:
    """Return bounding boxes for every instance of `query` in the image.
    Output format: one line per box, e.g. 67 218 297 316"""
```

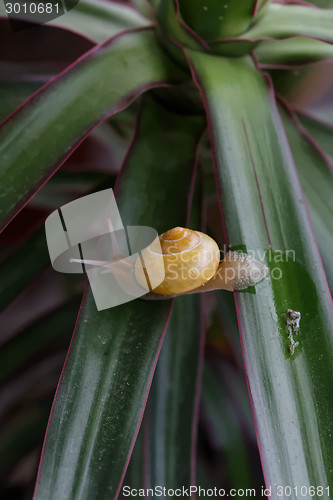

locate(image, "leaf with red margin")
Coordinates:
211 3 333 57
255 37 333 66
49 0 150 44
185 49 333 493
201 364 254 491
0 0 150 45
176 0 270 40
297 109 333 161
0 28 185 233
33 97 204 500
243 3 333 41
121 246 205 494
139 294 204 492
278 103 333 291
121 165 205 494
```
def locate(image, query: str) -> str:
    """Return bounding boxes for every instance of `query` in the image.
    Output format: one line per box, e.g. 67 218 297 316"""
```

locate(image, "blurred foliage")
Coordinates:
0 1 332 498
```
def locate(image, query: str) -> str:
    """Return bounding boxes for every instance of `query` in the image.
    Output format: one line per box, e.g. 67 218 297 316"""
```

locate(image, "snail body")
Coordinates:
204 250 269 292
70 226 269 299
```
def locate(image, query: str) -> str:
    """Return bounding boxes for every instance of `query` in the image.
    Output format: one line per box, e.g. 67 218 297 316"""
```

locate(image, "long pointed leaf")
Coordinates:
0 227 49 311
0 0 149 44
34 98 203 500
122 295 204 494
201 365 253 491
49 0 150 43
255 37 333 65
177 0 257 39
245 3 333 42
146 294 203 490
187 51 333 496
0 28 184 232
0 64 57 121
297 111 333 162
279 106 333 290
122 180 204 494
0 299 80 384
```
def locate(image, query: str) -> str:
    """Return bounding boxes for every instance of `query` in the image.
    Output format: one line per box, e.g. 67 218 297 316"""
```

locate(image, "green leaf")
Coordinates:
0 63 58 121
157 0 204 52
307 0 333 7
120 426 145 492
201 365 253 491
177 0 257 39
245 3 333 42
146 294 203 489
215 290 242 362
0 227 49 311
297 111 333 162
209 293 256 436
0 0 150 44
0 405 51 478
49 0 150 43
0 304 79 478
0 299 80 384
255 0 270 11
123 179 204 493
0 29 184 232
211 3 333 56
36 295 173 500
279 106 333 291
0 353 66 420
266 65 317 103
34 98 203 500
122 294 203 493
187 51 333 494
130 0 155 20
0 80 41 121
255 37 333 65
30 170 110 210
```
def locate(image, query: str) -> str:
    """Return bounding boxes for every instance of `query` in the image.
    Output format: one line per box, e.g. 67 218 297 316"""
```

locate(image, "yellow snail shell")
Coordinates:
135 227 220 295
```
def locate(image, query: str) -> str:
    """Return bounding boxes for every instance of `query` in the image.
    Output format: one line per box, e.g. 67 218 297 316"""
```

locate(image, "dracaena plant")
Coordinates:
0 0 332 499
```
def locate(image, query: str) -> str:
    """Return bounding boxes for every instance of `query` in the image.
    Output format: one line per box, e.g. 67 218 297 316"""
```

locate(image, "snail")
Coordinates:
134 227 268 298
70 227 268 298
